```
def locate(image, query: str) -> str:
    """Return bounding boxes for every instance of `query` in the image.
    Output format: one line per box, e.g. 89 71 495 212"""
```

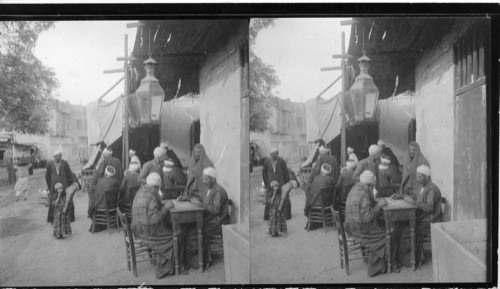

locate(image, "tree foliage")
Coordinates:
0 21 58 134
249 19 280 133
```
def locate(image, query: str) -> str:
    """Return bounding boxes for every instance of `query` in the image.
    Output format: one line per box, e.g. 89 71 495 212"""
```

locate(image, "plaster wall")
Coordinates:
199 28 247 224
414 20 476 221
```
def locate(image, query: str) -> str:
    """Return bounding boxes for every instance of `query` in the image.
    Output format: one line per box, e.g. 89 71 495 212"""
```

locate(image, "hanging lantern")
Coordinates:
134 57 164 125
346 54 379 123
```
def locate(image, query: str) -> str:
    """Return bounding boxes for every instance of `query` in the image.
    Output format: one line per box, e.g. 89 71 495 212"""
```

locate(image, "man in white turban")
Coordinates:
304 163 336 230
378 139 400 168
92 147 124 187
160 141 183 169
344 169 398 277
353 144 383 184
180 166 229 271
120 159 142 211
414 164 442 268
335 159 358 212
46 146 76 223
131 171 175 278
161 158 187 199
139 147 166 186
262 147 290 221
347 146 358 163
377 154 402 191
307 144 340 192
89 165 120 232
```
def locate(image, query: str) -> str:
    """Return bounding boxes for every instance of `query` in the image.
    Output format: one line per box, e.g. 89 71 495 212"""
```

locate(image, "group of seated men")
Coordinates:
88 142 230 279
303 140 442 276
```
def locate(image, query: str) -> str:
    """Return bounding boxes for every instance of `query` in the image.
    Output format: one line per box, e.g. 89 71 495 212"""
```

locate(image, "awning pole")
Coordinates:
98 76 124 102
341 32 347 166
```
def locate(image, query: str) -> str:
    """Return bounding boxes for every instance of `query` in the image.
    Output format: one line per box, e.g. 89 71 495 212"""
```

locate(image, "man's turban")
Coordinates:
146 172 161 187
368 145 382 156
360 170 375 185
203 167 217 179
417 165 431 176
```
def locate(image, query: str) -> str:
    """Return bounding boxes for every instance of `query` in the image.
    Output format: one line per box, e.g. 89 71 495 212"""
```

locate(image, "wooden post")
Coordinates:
123 34 130 170
341 32 347 166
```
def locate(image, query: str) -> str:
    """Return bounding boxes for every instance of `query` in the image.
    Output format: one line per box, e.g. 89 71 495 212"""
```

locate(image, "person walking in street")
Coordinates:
262 148 290 221
14 157 31 201
267 180 287 237
46 149 76 223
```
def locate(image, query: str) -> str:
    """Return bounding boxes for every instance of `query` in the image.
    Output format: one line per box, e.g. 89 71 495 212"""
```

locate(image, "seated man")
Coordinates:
131 173 176 279
344 170 396 277
304 163 336 230
180 167 229 271
162 158 187 199
88 166 120 232
377 155 402 197
335 159 357 213
120 160 141 209
414 165 442 267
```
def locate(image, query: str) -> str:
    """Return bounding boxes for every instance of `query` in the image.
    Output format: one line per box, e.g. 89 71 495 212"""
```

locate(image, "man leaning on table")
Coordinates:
178 166 229 271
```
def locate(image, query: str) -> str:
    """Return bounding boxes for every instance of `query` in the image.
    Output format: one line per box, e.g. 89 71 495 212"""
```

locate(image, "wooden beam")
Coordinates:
340 20 360 26
117 56 137 61
103 68 125 74
98 76 124 101
126 22 144 28
332 53 354 59
321 67 342 72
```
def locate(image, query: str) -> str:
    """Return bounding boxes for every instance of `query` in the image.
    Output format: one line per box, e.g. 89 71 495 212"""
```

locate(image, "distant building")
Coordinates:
48 100 90 167
251 97 308 164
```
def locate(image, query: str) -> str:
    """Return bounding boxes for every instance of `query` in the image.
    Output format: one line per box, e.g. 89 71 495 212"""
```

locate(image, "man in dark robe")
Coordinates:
344 170 398 277
160 141 183 170
414 165 442 267
304 163 336 230
377 155 402 198
353 144 382 186
139 147 167 186
335 159 357 212
307 145 340 190
46 149 76 223
131 172 176 279
92 147 124 186
162 158 187 199
377 139 400 168
88 165 120 232
119 160 141 209
400 142 429 199
262 148 290 220
187 167 229 270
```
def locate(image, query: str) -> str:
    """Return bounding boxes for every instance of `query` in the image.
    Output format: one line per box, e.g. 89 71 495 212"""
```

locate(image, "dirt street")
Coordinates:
249 164 433 284
0 167 225 287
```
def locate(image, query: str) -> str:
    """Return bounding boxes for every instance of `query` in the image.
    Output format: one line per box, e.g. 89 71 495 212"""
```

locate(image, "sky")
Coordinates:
34 21 137 105
252 18 352 103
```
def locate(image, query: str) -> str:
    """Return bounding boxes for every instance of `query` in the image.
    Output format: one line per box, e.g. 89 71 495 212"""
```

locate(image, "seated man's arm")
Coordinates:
203 190 222 215
138 163 149 185
417 187 435 213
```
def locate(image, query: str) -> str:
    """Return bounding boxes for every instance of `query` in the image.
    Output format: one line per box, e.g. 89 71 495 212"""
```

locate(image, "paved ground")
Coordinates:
249 164 434 284
0 167 225 287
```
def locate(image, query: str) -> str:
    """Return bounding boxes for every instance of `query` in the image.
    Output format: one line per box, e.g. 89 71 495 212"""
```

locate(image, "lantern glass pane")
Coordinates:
150 94 163 121
351 91 364 121
365 92 378 118
137 92 150 123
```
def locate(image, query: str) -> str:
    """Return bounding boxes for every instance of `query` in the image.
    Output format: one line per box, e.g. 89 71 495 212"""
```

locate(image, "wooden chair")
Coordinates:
299 167 312 184
422 197 447 253
209 199 233 257
306 186 335 232
81 169 95 192
91 189 119 234
331 206 367 275
117 209 155 277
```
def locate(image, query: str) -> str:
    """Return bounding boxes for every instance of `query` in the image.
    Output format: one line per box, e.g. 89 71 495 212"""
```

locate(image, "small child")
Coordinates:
268 180 287 237
53 183 72 239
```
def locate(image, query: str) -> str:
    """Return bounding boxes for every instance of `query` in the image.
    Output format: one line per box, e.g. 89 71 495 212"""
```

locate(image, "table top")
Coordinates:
162 199 204 213
382 197 417 211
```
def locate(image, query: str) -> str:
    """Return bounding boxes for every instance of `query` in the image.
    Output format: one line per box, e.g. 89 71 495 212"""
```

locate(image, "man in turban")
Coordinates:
377 139 400 168
304 163 336 230
92 147 124 187
347 146 358 163
353 144 383 186
307 145 340 191
88 165 120 232
400 142 429 200
162 158 187 199
335 159 358 215
132 172 175 279
46 149 77 223
139 147 167 186
160 141 183 170
119 159 141 210
345 170 400 277
377 155 402 197
180 167 229 271
262 148 290 221
414 165 442 267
